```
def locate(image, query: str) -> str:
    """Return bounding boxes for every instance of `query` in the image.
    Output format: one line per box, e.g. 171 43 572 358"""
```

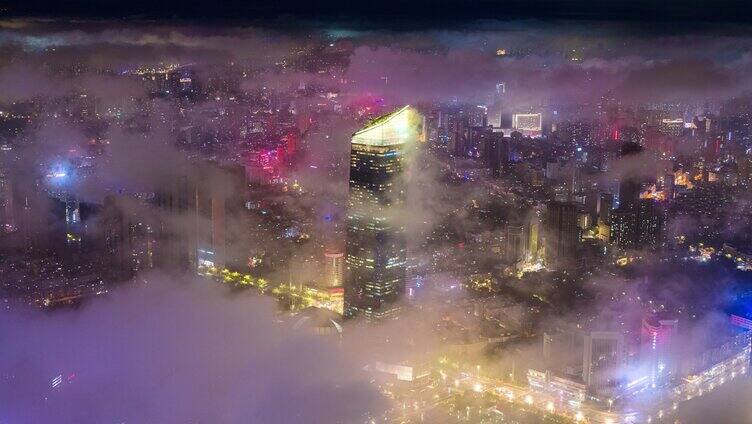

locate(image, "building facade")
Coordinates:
345 106 423 320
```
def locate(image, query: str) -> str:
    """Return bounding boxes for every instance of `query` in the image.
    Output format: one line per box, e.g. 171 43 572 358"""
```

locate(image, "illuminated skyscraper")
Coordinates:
345 106 423 320
610 198 664 249
323 248 345 288
640 316 678 383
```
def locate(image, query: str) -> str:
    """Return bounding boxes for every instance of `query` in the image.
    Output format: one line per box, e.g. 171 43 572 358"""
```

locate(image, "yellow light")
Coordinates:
574 411 584 421
524 395 533 405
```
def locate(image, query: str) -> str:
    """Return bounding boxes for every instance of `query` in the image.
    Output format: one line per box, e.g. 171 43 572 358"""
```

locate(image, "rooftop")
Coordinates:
351 105 423 147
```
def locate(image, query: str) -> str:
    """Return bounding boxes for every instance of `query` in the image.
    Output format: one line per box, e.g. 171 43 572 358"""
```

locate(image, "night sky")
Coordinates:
3 0 752 27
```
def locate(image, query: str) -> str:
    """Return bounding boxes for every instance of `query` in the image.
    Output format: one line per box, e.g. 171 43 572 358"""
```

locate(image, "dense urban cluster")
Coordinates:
1 18 752 424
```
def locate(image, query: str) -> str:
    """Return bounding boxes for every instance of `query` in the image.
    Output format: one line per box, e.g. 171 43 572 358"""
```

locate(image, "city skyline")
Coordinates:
2 8 752 424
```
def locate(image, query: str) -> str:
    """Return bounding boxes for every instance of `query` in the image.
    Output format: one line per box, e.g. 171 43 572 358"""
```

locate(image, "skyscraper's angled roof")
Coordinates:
352 106 422 146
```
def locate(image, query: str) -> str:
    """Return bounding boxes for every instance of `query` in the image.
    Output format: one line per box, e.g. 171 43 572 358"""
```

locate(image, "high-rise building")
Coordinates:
543 326 586 371
635 199 664 247
345 106 423 320
527 211 541 261
506 224 526 263
452 112 470 157
0 165 15 233
512 113 542 137
583 331 626 396
154 175 193 269
640 316 679 383
618 179 642 210
154 162 246 271
485 132 505 178
597 192 613 225
468 125 492 158
543 201 581 267
617 142 645 210
610 198 664 249
658 118 684 136
323 249 345 288
609 208 636 248
488 83 507 128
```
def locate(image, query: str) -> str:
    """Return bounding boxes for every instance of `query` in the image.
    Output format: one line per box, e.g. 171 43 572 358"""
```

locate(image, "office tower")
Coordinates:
323 248 345 288
101 195 157 274
452 112 469 157
154 175 193 269
196 164 246 270
345 106 423 320
617 142 644 210
618 178 641 211
641 316 679 383
583 331 626 395
506 224 526 263
154 162 246 271
485 132 504 178
64 196 82 250
610 198 664 249
488 82 506 128
543 201 581 267
468 105 487 128
527 211 541 261
597 192 613 225
609 207 635 248
0 165 15 233
210 194 226 266
635 199 664 247
468 125 492 158
64 197 80 226
661 173 675 201
546 160 581 197
512 113 543 137
658 118 684 136
543 327 586 370
102 195 133 271
583 189 599 225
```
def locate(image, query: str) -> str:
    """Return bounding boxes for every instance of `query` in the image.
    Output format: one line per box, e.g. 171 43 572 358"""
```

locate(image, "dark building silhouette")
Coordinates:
544 201 581 267
485 132 506 178
153 162 247 271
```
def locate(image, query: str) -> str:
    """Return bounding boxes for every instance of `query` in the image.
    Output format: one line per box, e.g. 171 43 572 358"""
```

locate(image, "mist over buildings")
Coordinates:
1 14 752 424
0 274 386 423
